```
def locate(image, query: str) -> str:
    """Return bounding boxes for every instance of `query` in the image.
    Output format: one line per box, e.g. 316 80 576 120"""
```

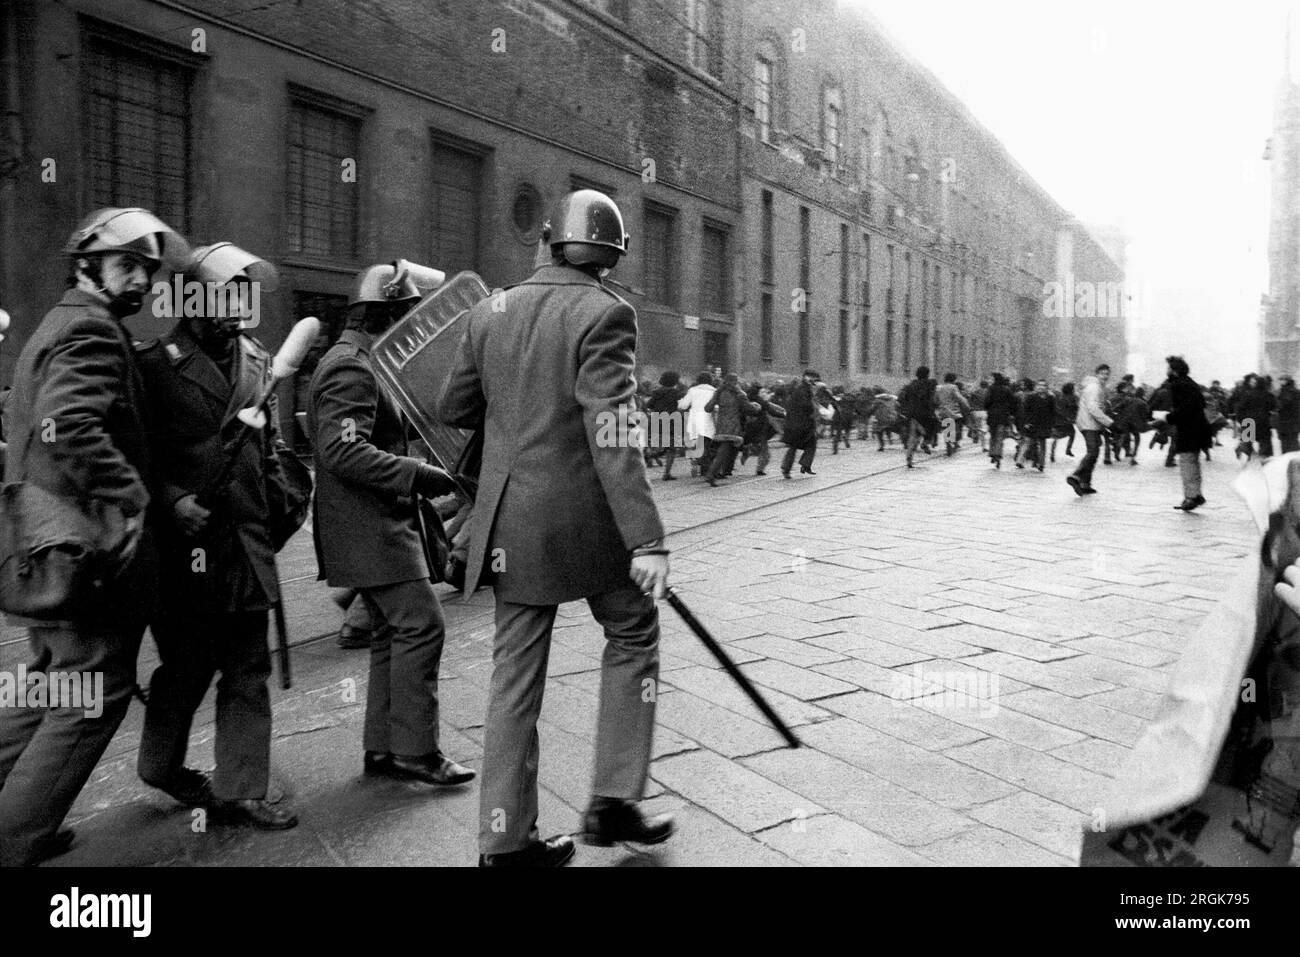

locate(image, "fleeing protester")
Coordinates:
742 384 785 475
985 372 1016 468
830 386 855 453
0 208 188 866
871 389 903 449
1277 375 1300 454
648 371 686 480
968 379 989 451
704 373 756 486
1165 355 1210 511
1015 379 1055 471
1236 373 1276 461
1050 381 1078 462
781 369 822 477
1067 363 1113 496
678 370 717 477
898 365 937 468
934 372 970 456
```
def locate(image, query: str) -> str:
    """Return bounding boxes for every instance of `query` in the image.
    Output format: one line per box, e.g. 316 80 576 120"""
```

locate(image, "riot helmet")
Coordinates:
543 190 630 268
348 259 446 307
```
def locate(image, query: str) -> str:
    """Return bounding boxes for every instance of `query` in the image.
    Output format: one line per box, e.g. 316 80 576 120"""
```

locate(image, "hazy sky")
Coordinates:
855 0 1287 382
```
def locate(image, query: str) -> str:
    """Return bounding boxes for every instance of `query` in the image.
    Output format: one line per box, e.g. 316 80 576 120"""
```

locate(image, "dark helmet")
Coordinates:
543 190 630 265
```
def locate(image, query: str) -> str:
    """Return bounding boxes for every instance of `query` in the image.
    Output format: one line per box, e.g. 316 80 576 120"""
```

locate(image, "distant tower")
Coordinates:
1264 12 1300 376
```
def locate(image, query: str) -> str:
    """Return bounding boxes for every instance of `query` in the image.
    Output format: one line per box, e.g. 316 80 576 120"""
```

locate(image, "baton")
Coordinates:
273 598 292 690
664 587 801 748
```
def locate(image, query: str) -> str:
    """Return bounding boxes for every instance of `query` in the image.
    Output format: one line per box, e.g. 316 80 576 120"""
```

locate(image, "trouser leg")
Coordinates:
137 614 219 786
781 444 797 474
361 578 445 757
587 586 659 800
211 611 272 800
1074 430 1101 486
799 443 816 471
756 440 770 472
1179 452 1203 499
0 619 144 866
479 597 557 857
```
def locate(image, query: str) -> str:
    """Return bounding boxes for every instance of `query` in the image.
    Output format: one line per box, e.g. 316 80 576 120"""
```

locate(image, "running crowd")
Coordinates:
631 357 1300 513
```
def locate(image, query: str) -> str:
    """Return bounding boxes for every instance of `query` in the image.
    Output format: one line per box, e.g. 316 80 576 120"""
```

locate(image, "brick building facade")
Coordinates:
0 0 1121 407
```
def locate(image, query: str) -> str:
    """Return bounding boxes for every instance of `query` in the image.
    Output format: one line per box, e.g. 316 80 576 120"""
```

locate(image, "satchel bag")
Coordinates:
268 447 314 552
0 476 124 619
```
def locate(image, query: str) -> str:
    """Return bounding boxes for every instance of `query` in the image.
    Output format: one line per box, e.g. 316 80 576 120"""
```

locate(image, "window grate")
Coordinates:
287 100 361 260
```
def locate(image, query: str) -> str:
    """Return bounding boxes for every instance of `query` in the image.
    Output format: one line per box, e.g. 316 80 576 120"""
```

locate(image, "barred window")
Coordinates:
430 137 485 273
798 206 811 364
701 223 730 314
686 0 724 77
840 223 850 304
643 204 678 308
838 309 849 369
859 312 869 371
760 190 775 284
83 38 192 230
287 98 361 259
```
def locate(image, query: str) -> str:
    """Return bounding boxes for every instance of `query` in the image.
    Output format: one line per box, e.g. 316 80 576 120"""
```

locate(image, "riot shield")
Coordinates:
370 271 490 475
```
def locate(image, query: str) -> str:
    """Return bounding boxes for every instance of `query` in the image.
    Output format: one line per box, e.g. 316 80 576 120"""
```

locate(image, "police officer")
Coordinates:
308 261 476 788
134 242 301 829
0 208 187 866
439 190 673 867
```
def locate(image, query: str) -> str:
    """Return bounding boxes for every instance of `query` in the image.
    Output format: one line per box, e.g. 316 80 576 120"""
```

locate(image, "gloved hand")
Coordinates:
173 493 212 536
413 463 458 499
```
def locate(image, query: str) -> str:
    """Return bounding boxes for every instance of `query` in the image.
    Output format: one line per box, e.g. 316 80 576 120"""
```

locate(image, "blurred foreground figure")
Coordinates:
439 190 673 867
0 208 186 866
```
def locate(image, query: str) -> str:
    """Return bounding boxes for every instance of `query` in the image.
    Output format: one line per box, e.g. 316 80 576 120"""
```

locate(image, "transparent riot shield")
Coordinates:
370 271 490 475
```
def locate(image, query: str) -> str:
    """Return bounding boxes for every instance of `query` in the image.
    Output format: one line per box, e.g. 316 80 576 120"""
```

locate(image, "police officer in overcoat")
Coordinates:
0 208 186 866
308 262 475 788
134 242 302 829
439 190 673 867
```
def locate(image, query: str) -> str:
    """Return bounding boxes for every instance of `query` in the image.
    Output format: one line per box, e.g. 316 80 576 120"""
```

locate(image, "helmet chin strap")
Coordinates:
79 257 143 318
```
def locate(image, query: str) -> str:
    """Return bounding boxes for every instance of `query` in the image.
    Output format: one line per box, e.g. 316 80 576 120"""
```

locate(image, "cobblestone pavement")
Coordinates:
4 436 1257 866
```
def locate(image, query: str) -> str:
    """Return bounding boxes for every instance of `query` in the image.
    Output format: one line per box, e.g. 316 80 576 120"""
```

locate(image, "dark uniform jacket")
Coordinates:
1 288 156 623
437 263 664 606
136 323 288 613
308 328 428 589
1168 374 1212 453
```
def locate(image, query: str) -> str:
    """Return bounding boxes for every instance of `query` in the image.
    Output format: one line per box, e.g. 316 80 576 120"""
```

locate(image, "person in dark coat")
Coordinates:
1166 355 1210 511
1235 373 1276 460
1015 379 1056 471
780 369 821 477
0 207 185 866
897 365 937 468
1277 375 1300 454
983 372 1016 467
438 190 673 867
742 383 785 475
704 372 758 486
134 243 302 830
309 262 474 792
1049 381 1078 462
647 371 686 480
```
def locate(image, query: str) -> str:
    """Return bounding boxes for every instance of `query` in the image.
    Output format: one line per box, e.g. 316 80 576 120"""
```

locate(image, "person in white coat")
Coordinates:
677 370 717 477
1067 363 1114 496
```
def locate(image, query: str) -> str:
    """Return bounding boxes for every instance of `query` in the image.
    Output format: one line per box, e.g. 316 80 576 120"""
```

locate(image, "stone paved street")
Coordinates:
3 437 1257 866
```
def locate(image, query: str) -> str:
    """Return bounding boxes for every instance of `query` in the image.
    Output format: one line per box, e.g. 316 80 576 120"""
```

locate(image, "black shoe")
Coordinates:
1175 495 1206 512
1066 475 1083 496
479 835 576 868
32 827 76 864
141 767 214 807
662 474 676 481
1066 451 1075 457
580 798 675 848
781 472 791 480
755 470 766 476
1081 486 1098 495
1015 462 1024 469
802 469 817 475
706 478 718 487
387 753 477 786
211 798 299 830
363 751 394 776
